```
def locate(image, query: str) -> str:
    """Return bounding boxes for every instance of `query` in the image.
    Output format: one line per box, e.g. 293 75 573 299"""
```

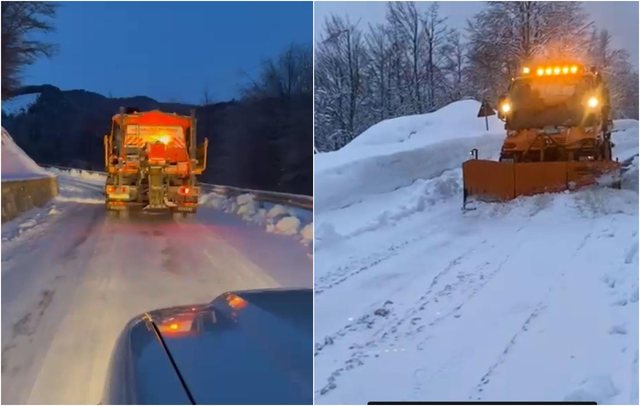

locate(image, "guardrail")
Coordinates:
40 164 313 210
203 183 313 210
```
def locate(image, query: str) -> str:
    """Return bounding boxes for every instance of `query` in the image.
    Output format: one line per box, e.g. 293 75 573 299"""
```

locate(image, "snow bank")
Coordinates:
1 93 40 116
1 127 51 180
315 100 504 212
200 192 312 245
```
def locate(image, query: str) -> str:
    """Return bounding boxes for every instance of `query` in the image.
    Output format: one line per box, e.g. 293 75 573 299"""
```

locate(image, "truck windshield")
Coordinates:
124 125 185 147
507 76 597 130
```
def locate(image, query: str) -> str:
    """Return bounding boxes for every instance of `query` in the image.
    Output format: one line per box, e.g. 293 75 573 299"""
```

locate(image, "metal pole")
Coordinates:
190 109 197 186
485 115 489 131
118 106 125 186
190 109 196 160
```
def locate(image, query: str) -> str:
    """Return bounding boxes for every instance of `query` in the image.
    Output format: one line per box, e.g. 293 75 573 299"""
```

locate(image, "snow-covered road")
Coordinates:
1 174 312 404
314 105 638 404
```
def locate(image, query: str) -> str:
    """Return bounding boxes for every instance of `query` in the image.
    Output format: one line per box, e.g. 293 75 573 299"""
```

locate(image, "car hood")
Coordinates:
147 288 312 405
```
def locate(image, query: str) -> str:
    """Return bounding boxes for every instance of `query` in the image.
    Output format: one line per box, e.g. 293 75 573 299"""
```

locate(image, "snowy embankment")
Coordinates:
1 93 40 117
200 191 313 246
1 127 52 181
316 100 504 214
1 127 58 222
314 100 638 404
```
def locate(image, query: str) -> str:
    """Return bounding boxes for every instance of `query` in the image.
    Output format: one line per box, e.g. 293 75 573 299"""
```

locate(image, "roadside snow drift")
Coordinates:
1 127 51 180
200 191 313 246
314 100 638 404
315 100 505 213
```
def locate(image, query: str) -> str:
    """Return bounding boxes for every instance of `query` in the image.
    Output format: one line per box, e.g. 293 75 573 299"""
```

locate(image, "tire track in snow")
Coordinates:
315 201 541 398
466 230 595 400
316 200 554 400
315 231 441 295
469 302 548 400
316 242 491 398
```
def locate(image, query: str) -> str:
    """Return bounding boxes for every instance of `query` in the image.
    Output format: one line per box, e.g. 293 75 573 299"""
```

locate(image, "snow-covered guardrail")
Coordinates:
202 183 312 210
39 164 312 210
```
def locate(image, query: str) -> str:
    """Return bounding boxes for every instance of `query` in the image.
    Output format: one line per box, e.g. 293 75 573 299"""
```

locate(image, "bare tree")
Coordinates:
588 29 638 119
421 3 448 110
315 15 366 149
243 43 312 100
465 1 592 104
1 2 57 100
440 29 466 102
201 84 211 106
386 2 423 113
365 23 390 122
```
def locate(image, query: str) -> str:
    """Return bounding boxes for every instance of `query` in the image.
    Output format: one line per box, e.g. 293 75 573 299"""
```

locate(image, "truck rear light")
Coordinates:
178 186 191 195
107 186 129 195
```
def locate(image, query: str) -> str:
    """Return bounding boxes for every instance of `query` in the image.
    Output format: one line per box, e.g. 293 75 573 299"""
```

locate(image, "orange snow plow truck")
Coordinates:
104 108 208 217
463 62 620 208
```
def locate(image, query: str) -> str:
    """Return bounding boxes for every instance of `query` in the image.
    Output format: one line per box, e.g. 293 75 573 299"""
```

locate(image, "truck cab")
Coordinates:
496 63 612 163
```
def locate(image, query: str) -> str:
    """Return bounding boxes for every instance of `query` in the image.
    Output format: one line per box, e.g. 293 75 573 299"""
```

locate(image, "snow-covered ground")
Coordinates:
1 127 51 180
1 93 40 117
200 191 313 246
314 100 638 404
1 171 312 404
43 167 314 246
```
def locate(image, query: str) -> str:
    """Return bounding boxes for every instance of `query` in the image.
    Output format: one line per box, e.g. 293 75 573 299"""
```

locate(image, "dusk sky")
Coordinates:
23 2 312 104
315 1 639 69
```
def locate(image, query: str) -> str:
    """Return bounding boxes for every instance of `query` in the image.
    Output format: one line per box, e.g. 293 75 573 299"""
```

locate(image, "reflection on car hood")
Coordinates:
147 288 312 405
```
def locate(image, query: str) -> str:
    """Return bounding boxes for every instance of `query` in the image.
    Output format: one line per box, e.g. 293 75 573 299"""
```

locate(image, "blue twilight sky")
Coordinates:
22 1 312 104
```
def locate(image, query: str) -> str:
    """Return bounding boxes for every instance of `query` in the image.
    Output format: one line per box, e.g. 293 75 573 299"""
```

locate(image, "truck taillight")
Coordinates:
106 186 129 194
178 186 191 195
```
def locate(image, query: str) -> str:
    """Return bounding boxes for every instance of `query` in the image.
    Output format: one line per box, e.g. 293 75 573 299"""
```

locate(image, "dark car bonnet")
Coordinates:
147 288 312 404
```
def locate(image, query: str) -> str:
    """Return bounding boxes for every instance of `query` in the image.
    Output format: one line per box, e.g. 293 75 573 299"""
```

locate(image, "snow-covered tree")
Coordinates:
315 15 368 151
386 2 424 114
315 1 638 152
465 1 592 104
587 29 638 119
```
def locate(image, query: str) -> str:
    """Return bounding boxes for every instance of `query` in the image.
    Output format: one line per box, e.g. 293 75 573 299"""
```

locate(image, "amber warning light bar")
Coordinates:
520 64 581 77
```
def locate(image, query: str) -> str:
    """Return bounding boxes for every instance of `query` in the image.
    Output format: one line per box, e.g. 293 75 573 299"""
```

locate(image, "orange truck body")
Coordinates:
463 62 620 206
104 108 208 215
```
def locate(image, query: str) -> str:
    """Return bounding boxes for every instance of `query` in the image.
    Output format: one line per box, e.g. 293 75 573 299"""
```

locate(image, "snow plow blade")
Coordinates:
462 159 621 205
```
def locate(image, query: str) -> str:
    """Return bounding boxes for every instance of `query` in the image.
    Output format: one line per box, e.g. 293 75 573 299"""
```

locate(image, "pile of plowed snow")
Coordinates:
315 100 505 212
200 192 313 245
1 127 51 180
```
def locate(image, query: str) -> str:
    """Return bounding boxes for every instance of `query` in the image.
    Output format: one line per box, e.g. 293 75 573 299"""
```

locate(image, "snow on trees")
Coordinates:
315 1 638 152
